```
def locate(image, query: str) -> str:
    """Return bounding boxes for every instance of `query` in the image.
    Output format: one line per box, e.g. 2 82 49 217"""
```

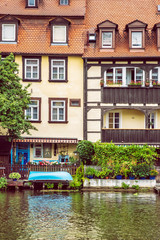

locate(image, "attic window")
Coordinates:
126 20 147 50
0 17 19 43
26 0 38 8
50 18 70 45
60 0 69 5
97 20 118 51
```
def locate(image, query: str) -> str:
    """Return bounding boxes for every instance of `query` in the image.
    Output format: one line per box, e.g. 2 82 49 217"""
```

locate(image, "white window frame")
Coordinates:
51 59 65 80
60 0 69 5
53 25 66 43
2 24 16 42
34 143 43 158
102 31 112 48
150 67 160 86
25 58 39 80
106 111 121 129
131 31 142 48
147 112 156 129
28 0 35 6
51 100 66 122
104 67 145 86
25 100 39 121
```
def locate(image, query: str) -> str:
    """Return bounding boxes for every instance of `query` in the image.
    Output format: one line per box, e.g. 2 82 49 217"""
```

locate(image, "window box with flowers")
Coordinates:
152 80 160 88
128 81 142 88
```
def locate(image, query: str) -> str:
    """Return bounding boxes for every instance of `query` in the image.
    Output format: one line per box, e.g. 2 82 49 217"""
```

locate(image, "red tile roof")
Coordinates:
84 0 160 58
0 0 86 17
0 17 85 55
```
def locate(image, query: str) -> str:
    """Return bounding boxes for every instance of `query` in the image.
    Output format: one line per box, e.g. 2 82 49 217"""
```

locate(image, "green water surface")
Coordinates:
0 191 160 240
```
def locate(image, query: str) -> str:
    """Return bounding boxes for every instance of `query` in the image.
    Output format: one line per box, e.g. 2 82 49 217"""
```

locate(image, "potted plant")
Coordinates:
114 163 123 179
85 167 96 179
100 79 104 87
145 79 150 87
136 163 150 179
9 172 21 181
149 169 159 180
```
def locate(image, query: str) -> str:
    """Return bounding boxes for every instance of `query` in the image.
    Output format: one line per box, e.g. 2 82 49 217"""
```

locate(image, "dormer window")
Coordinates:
50 18 70 45
153 22 160 51
60 0 69 5
0 16 19 43
26 0 38 8
102 31 112 48
131 31 142 48
2 24 16 41
97 20 118 51
53 26 66 43
126 20 147 51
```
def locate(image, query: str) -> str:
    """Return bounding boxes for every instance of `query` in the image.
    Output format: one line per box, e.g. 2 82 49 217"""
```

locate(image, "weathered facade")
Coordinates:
84 0 160 145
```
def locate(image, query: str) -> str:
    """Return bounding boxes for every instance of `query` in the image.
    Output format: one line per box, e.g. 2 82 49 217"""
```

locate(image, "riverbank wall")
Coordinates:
83 179 156 189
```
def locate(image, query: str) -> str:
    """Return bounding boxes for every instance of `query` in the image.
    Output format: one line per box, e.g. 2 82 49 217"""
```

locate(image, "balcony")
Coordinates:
103 86 160 104
102 129 160 144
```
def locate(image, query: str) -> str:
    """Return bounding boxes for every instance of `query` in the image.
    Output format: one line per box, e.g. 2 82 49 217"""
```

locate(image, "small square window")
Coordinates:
53 26 66 43
132 31 142 48
102 32 112 48
2 24 16 42
70 99 81 107
26 0 38 8
60 0 69 5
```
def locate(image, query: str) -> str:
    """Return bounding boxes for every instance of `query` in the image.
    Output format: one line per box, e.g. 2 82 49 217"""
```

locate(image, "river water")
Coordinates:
0 191 160 240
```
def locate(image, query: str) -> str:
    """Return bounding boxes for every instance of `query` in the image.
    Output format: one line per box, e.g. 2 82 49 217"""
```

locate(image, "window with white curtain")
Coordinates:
2 24 16 41
102 32 112 48
132 31 142 48
53 26 66 43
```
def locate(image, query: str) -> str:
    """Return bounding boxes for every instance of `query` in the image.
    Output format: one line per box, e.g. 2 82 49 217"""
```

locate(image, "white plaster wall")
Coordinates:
87 121 101 131
87 109 101 119
88 79 101 90
87 133 101 142
87 91 101 102
87 66 101 78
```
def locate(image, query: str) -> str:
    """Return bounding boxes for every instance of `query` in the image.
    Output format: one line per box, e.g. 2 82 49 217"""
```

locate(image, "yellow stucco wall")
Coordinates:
103 109 145 129
15 55 83 140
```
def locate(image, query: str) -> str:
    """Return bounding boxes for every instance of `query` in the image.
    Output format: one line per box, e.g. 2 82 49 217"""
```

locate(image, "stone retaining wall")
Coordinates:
84 179 156 188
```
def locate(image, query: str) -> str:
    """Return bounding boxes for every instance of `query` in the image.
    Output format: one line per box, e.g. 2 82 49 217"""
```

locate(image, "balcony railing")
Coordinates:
103 86 160 104
102 129 160 144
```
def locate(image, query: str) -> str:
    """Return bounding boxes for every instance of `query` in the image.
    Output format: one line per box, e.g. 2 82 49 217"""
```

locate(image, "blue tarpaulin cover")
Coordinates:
28 171 73 181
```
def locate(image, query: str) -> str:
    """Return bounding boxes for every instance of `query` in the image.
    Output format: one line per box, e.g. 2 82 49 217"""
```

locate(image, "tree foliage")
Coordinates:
76 140 95 165
0 53 36 140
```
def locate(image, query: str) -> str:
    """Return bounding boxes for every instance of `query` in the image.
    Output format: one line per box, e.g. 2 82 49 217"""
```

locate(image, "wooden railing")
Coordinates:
0 164 78 179
102 129 160 144
103 86 160 104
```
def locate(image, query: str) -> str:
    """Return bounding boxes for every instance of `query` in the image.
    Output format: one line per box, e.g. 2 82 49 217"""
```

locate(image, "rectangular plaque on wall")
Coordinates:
43 143 52 158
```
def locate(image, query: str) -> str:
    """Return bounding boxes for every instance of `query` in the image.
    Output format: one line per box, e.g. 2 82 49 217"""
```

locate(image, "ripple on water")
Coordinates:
0 191 160 240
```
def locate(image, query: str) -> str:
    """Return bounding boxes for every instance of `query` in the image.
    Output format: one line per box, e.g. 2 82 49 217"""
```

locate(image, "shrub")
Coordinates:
69 163 84 190
58 183 63 189
122 182 130 189
76 140 95 165
45 183 54 189
0 177 7 189
9 172 21 180
132 185 140 190
150 169 159 176
85 167 96 177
